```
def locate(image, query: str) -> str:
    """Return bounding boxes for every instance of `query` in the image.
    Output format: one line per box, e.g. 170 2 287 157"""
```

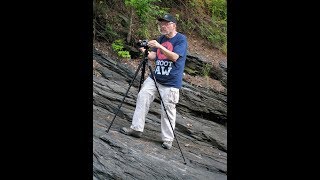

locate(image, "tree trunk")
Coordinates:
126 7 133 43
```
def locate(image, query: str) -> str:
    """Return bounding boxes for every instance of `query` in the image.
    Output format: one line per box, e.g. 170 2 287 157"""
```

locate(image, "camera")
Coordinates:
137 40 148 48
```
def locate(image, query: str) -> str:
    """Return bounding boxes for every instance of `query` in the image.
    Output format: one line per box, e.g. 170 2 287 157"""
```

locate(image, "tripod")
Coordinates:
106 46 187 164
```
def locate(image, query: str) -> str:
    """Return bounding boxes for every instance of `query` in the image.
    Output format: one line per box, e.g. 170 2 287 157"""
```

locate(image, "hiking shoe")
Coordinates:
120 127 142 138
162 141 173 149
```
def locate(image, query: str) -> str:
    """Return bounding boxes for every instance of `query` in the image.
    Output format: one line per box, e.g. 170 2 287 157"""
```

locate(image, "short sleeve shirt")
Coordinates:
150 33 188 88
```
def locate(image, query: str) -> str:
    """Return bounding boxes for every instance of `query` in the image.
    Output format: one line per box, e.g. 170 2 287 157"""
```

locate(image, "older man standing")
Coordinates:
120 14 188 150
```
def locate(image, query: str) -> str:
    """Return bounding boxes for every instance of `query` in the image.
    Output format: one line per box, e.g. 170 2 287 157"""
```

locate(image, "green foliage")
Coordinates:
94 0 107 17
199 20 227 53
180 20 197 36
184 67 198 75
184 0 227 54
124 0 167 39
94 1 121 42
111 40 123 52
202 63 212 77
105 24 119 41
208 0 227 53
118 51 131 58
111 39 131 59
209 0 227 53
210 0 227 20
95 0 227 55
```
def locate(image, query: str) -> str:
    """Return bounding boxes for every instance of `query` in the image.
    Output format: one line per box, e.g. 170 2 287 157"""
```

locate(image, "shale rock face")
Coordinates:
93 49 227 180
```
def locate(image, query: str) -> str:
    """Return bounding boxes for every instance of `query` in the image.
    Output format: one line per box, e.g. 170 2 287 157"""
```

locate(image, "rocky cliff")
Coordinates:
93 48 227 180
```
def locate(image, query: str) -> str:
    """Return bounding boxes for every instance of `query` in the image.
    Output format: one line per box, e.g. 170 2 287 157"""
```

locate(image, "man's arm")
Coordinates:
147 40 179 62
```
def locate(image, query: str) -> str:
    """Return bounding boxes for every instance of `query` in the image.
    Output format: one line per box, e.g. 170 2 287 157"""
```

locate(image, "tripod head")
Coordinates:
144 46 149 59
136 40 149 58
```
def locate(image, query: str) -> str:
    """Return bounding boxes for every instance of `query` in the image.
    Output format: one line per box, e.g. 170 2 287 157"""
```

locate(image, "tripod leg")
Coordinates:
106 58 145 133
147 64 187 165
138 60 146 92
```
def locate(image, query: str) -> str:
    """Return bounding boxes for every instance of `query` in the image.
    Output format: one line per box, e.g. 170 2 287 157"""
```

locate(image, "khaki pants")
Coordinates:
130 77 179 142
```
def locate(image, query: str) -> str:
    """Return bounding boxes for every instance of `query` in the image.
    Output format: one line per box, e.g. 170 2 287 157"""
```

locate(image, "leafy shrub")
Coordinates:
111 39 131 59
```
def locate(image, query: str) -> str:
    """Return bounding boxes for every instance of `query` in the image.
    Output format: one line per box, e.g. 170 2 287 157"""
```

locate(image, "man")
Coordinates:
120 14 188 150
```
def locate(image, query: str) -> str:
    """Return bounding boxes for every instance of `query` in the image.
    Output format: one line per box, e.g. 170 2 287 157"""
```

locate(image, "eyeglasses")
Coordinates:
157 21 174 26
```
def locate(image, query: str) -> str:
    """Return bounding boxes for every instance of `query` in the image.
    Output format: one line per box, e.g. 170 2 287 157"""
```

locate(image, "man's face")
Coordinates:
158 21 175 35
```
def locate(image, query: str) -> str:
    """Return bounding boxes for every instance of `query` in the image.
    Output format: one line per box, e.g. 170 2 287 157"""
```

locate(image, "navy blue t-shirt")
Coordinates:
150 33 188 88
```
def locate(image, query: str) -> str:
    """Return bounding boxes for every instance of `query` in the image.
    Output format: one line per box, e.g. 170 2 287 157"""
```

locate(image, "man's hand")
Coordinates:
147 40 161 49
139 47 146 53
